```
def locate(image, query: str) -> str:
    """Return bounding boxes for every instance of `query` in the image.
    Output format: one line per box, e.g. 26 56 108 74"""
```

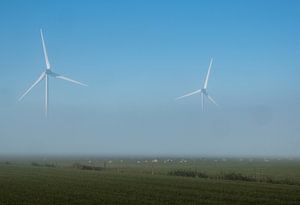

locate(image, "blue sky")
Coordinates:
0 0 299 156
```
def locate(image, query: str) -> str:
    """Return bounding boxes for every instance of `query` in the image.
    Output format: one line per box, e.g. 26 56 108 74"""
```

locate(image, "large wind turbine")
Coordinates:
176 58 218 111
19 29 87 117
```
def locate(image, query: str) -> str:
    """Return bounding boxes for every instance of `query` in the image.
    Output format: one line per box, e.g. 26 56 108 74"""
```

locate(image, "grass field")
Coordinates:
0 157 300 205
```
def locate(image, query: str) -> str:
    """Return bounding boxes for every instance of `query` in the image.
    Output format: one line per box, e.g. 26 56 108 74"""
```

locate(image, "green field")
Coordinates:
0 157 300 205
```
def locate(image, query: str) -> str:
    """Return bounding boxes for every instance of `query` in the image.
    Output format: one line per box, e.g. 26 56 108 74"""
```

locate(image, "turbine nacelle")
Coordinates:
201 88 208 95
46 69 52 74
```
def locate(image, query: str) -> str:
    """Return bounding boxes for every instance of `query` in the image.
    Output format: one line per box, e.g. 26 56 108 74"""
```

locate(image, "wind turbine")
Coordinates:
176 58 218 111
19 29 87 117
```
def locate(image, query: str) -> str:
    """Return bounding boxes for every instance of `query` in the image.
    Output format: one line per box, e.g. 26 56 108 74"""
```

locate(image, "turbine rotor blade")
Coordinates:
50 72 88 86
40 29 51 69
206 94 219 107
204 58 213 89
18 72 45 101
176 89 201 100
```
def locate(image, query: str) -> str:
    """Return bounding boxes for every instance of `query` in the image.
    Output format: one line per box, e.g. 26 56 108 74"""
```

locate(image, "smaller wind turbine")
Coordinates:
19 29 87 117
176 58 218 111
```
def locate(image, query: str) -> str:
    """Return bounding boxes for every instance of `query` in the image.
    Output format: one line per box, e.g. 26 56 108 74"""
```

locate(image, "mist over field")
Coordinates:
1 98 299 156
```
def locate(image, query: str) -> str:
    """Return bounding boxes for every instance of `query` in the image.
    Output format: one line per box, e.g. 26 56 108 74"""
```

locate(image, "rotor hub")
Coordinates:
201 89 207 94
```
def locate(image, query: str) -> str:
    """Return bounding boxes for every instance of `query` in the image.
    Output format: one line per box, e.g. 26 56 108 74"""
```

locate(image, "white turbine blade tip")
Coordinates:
175 89 202 100
18 72 45 101
51 72 88 87
206 94 219 107
40 29 51 69
203 58 214 89
175 96 184 100
78 83 88 87
79 82 88 86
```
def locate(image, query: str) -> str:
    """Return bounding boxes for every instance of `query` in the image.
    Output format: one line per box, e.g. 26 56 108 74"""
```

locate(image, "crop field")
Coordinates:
0 157 300 205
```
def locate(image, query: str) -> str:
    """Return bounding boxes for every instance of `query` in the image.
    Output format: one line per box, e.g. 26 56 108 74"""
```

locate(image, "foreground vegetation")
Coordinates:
0 157 299 205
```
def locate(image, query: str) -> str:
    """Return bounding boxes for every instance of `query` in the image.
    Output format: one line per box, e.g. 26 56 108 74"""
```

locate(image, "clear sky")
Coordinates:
0 0 299 157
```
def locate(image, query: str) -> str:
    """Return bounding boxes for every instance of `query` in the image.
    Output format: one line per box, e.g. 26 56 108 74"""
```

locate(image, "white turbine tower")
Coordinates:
176 58 218 111
19 29 87 117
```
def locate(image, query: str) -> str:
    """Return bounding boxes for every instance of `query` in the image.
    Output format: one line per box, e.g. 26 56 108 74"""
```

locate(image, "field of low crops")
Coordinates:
0 157 299 205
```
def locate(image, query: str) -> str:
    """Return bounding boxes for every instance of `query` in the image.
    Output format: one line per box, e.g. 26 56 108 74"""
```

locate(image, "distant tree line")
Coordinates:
168 170 299 186
72 163 105 171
